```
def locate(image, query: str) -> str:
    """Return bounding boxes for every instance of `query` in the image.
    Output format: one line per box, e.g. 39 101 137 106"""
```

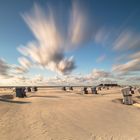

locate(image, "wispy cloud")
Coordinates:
12 65 28 74
113 31 140 75
112 58 140 74
129 51 140 59
115 54 128 63
94 27 112 46
18 57 31 70
17 2 100 75
92 69 108 77
113 30 140 51
68 2 86 45
0 58 11 78
18 4 77 75
0 57 31 81
96 54 106 63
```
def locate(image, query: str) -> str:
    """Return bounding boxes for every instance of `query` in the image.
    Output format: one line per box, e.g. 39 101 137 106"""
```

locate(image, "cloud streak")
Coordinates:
0 59 11 78
18 57 31 70
17 2 99 75
68 2 93 46
113 30 140 51
112 58 140 74
96 54 106 63
18 4 77 75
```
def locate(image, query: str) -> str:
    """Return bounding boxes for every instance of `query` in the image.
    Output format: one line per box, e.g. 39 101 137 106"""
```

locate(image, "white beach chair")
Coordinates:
121 87 133 105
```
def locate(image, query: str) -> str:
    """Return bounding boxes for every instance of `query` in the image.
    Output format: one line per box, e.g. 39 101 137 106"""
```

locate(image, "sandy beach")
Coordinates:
0 87 140 140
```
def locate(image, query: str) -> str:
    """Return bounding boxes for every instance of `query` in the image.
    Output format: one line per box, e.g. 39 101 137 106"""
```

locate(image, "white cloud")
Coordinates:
17 4 77 75
129 76 140 81
12 65 28 74
112 58 140 74
0 58 30 80
18 57 31 69
91 69 112 79
17 2 100 75
50 69 114 86
129 51 140 59
39 69 113 86
68 2 86 45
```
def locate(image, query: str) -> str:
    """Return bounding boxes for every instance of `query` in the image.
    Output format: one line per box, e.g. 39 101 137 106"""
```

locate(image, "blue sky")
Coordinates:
0 0 140 85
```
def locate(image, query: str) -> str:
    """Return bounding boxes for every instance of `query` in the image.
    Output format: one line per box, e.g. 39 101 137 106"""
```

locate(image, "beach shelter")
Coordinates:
91 86 98 94
27 87 31 92
98 86 101 91
16 87 26 98
34 87 38 92
62 87 66 91
69 86 73 90
81 87 88 94
121 87 133 105
31 87 38 92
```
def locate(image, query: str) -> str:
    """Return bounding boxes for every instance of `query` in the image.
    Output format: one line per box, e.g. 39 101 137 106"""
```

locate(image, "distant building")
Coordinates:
98 81 119 87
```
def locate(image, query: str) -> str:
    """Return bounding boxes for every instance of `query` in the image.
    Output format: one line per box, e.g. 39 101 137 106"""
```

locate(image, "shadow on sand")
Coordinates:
136 96 140 99
27 95 60 98
112 98 137 105
112 98 123 104
101 92 118 96
0 98 31 104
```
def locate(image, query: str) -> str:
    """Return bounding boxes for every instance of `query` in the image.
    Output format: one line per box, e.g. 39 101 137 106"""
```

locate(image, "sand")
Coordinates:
0 87 140 140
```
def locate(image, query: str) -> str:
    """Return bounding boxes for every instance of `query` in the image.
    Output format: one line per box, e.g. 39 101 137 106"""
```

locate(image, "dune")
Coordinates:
0 87 140 140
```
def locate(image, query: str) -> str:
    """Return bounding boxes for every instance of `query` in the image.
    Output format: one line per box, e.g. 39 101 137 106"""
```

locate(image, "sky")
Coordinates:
0 0 140 86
